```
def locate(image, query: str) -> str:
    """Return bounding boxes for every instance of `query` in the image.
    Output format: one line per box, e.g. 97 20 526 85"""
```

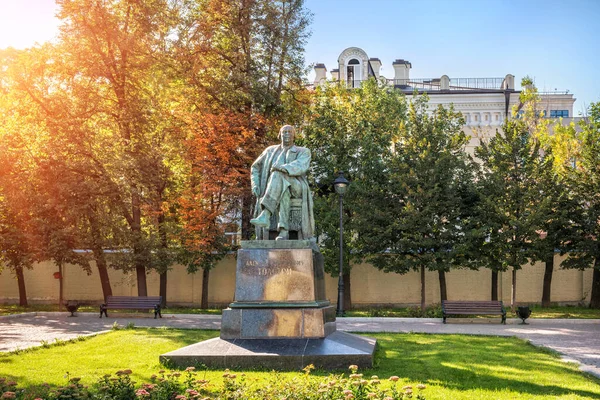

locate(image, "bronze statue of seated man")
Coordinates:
250 125 315 241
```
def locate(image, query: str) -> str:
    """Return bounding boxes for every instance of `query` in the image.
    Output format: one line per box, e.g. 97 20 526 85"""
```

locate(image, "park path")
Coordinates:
1 313 599 378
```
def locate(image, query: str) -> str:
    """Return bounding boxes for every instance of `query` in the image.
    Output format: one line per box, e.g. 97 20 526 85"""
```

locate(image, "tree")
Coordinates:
54 0 182 297
475 117 551 310
0 46 90 307
304 79 407 309
360 96 476 313
173 0 313 240
560 102 600 308
0 44 124 302
0 184 35 306
177 112 258 309
0 48 37 306
503 77 578 308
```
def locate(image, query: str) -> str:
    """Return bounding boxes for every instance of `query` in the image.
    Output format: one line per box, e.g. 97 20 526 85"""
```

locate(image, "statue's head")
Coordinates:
278 125 296 146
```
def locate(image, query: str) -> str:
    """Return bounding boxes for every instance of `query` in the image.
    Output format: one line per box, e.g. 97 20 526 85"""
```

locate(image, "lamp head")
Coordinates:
333 171 350 196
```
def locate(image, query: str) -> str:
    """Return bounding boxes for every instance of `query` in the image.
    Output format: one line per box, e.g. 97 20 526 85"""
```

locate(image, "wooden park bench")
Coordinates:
100 296 162 319
442 300 506 324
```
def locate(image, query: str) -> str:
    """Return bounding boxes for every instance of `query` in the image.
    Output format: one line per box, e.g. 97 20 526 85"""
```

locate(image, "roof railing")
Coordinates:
390 77 505 91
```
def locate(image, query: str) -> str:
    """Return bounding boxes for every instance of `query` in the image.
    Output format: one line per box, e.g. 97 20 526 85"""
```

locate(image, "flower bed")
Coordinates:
1 365 426 400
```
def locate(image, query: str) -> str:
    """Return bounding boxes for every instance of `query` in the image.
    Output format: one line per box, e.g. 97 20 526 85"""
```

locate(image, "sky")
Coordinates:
1 0 599 114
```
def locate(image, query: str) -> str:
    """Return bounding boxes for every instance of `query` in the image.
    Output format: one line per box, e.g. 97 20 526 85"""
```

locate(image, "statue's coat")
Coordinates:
251 144 315 239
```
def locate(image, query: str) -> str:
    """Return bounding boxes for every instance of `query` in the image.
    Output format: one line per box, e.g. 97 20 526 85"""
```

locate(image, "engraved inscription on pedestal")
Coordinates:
234 248 326 303
221 241 334 340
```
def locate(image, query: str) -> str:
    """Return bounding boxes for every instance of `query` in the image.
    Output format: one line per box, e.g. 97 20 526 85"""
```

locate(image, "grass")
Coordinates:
3 303 600 319
1 328 599 399
526 305 600 319
0 304 222 316
345 304 600 319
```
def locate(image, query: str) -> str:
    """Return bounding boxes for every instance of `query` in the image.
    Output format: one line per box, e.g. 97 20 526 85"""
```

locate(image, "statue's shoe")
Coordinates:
250 211 270 227
275 229 289 241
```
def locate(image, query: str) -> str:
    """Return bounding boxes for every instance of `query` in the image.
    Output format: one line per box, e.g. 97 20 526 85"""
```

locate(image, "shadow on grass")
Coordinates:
370 333 600 398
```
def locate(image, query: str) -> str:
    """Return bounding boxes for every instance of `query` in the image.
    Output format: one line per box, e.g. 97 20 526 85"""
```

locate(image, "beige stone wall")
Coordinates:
0 254 592 307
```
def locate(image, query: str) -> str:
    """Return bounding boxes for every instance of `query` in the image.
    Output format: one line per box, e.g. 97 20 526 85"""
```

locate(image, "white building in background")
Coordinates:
313 47 576 154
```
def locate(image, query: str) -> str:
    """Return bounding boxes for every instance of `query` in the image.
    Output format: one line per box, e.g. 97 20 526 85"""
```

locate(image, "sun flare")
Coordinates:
0 0 60 49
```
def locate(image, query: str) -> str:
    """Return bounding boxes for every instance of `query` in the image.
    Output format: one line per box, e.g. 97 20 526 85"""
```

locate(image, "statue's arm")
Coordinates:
251 151 266 196
282 148 311 177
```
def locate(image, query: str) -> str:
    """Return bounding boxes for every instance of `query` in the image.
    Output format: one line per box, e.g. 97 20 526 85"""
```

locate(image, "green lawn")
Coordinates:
3 304 600 319
1 329 599 399
0 304 223 316
345 305 600 319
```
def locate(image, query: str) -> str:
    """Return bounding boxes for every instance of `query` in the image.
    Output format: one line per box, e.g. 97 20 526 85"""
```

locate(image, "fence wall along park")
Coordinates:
0 254 592 307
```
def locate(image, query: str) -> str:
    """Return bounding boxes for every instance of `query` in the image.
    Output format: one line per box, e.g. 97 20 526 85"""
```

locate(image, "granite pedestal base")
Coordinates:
221 305 336 339
160 331 377 370
160 240 376 370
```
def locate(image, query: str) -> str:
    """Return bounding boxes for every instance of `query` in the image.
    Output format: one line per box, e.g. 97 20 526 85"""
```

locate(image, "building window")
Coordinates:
550 110 569 118
474 115 478 122
485 114 488 121
347 58 361 88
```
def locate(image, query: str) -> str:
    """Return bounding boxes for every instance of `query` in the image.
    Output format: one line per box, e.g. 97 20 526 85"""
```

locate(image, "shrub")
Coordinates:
95 370 136 400
1 366 427 400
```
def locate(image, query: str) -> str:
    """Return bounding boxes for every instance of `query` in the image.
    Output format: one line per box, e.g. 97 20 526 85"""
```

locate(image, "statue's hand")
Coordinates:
271 165 286 174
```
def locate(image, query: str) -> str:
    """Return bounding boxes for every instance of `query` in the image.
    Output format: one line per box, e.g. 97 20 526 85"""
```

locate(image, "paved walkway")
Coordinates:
1 313 599 378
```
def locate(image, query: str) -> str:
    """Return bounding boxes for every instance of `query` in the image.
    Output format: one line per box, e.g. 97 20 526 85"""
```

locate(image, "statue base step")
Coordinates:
221 305 336 339
160 331 376 370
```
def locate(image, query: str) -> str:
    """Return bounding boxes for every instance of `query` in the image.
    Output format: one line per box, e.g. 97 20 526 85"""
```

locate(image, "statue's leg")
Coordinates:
261 172 289 213
251 171 290 228
278 189 291 232
276 178 302 239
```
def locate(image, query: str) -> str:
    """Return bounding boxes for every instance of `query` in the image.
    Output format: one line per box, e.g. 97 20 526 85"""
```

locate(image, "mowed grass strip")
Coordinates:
345 305 600 319
0 329 599 399
3 304 600 319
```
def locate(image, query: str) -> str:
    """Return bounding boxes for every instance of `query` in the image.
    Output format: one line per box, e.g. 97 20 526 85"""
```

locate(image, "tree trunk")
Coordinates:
511 267 517 311
58 263 64 311
201 267 210 309
590 258 600 309
159 273 167 308
15 266 27 306
541 253 554 308
89 215 112 302
241 191 253 240
94 250 112 303
132 192 147 296
491 270 498 301
438 270 447 302
343 272 352 310
135 265 147 296
158 211 168 308
420 265 426 316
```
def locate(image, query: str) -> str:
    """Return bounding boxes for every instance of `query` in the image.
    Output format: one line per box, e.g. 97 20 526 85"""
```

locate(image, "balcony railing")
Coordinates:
539 90 570 95
448 77 505 90
390 77 505 91
389 78 441 90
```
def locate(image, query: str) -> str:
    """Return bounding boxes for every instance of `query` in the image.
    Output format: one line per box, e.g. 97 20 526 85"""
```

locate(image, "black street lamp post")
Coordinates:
333 171 349 317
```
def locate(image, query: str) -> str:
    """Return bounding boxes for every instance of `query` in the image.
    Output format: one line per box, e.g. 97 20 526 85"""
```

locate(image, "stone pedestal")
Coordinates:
221 240 335 339
161 240 376 370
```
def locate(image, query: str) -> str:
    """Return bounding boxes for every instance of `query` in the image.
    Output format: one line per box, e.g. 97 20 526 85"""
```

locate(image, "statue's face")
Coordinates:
280 126 295 146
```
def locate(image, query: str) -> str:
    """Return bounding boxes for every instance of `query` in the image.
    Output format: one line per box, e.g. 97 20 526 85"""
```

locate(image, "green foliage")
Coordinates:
2 366 429 400
361 96 474 273
475 119 551 271
362 305 443 319
559 102 600 307
95 370 136 400
304 79 408 276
